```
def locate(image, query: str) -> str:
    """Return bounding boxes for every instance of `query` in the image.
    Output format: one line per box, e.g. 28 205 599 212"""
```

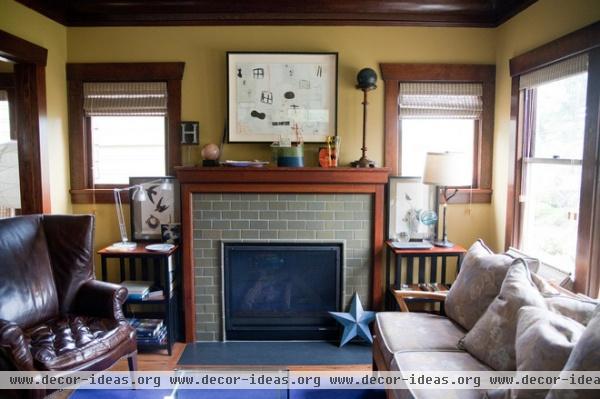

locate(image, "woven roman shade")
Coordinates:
398 82 483 119
83 82 168 116
519 53 588 90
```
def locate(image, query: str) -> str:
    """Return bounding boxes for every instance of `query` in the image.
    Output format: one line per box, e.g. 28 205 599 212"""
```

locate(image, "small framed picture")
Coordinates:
130 176 180 241
388 176 437 241
161 223 181 244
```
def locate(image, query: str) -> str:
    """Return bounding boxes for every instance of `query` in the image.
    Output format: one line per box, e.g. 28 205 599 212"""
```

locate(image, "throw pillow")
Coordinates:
445 240 514 330
547 305 600 399
460 259 546 371
511 306 585 399
545 295 599 326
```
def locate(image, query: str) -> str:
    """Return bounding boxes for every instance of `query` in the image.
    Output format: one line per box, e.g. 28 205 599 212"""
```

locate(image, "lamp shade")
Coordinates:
423 152 471 187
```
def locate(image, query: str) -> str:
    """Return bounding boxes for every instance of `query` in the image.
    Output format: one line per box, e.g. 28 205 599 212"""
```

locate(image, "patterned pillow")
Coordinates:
445 240 514 330
545 295 599 326
547 305 600 399
460 259 546 370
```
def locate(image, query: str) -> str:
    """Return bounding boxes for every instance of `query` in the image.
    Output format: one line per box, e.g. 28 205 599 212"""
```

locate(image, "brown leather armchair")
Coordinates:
0 215 137 398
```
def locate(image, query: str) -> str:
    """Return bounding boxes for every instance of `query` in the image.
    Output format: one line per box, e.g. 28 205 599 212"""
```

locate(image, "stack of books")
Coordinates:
120 280 153 300
128 318 167 346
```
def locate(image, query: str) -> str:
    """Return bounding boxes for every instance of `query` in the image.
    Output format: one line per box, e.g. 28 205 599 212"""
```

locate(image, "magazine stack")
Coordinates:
128 318 167 345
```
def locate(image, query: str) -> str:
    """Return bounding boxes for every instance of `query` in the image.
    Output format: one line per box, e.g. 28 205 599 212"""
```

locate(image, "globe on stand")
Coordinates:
201 143 220 166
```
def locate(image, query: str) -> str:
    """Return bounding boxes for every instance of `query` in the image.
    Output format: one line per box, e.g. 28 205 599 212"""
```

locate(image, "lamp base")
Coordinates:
350 156 376 168
111 241 137 250
433 240 454 248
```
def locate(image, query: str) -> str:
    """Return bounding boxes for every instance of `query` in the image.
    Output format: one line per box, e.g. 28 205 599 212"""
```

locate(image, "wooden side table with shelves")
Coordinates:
98 243 180 355
385 241 467 311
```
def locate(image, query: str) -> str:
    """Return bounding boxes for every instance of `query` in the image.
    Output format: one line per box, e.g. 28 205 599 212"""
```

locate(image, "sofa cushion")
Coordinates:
25 315 135 371
390 350 491 399
547 305 600 399
445 240 514 330
374 312 465 368
0 215 59 329
460 259 546 371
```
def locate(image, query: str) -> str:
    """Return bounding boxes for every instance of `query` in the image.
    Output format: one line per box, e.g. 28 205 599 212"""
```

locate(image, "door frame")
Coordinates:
0 29 51 214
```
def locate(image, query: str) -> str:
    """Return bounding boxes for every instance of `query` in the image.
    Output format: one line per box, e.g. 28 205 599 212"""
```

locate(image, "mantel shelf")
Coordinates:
175 166 391 185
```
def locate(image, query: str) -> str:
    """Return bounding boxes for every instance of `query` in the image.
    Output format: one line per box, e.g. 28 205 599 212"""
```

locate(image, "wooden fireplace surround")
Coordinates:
176 166 391 342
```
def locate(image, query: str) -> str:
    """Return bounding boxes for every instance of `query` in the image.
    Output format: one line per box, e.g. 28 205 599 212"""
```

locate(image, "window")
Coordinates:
506 21 600 297
380 64 495 203
91 116 166 184
398 82 482 180
0 81 20 217
519 64 588 273
67 63 184 203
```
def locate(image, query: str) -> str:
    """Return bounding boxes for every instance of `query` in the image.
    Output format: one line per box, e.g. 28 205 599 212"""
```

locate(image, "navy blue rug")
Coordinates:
178 341 372 366
70 389 385 398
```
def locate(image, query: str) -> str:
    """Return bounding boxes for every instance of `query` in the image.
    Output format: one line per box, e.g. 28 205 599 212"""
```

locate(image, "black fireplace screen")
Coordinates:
223 242 342 340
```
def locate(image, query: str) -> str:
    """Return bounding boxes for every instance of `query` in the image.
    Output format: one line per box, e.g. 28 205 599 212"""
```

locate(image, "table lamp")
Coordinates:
423 152 471 248
112 178 173 250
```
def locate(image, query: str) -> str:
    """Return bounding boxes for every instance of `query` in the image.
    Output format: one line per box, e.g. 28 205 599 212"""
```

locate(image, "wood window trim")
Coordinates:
506 21 600 297
67 62 184 204
380 63 495 204
0 29 51 214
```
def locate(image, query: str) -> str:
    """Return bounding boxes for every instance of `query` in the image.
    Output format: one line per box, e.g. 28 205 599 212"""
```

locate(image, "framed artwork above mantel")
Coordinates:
227 52 338 143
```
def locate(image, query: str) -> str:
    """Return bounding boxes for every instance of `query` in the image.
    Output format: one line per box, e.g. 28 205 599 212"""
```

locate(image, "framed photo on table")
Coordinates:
388 176 437 241
130 176 180 241
227 52 338 143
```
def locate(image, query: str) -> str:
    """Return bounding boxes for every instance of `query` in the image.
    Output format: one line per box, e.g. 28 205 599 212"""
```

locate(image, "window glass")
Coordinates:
521 72 588 273
401 119 474 178
91 116 165 185
0 96 20 214
521 162 582 272
0 98 10 144
533 73 588 159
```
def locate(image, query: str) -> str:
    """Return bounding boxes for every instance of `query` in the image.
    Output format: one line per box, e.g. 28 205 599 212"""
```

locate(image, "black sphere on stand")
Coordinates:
351 68 378 168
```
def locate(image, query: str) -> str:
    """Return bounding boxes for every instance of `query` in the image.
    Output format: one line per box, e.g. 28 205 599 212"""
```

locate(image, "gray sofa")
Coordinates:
373 240 600 399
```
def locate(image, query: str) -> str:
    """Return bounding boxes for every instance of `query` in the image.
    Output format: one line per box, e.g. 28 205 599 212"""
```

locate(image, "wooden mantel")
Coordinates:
176 166 390 184
175 166 391 342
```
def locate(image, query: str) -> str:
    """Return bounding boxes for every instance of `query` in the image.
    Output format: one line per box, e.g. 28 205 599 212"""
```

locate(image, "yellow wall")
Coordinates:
490 0 600 251
67 25 497 253
3 0 599 261
0 0 71 213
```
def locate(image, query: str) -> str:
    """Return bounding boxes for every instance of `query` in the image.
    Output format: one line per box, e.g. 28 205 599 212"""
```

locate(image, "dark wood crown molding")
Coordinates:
16 0 537 27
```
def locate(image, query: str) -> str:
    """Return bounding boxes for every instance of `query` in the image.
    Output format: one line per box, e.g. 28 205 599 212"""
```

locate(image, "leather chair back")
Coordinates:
0 215 59 328
43 215 95 314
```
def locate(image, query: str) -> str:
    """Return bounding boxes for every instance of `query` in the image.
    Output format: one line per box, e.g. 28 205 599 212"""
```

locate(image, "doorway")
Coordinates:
0 29 51 214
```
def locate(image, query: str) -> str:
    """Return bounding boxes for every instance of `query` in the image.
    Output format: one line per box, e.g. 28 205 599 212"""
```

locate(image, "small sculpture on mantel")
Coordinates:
351 68 378 168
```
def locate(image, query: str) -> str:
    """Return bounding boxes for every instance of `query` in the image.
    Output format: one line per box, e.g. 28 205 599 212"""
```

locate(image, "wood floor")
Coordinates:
109 343 186 371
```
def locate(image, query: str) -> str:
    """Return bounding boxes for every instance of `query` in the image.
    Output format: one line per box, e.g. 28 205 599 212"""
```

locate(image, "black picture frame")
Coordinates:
130 176 180 241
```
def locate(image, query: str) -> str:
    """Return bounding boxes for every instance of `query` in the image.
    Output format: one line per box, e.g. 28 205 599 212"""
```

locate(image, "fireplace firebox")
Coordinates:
223 242 343 340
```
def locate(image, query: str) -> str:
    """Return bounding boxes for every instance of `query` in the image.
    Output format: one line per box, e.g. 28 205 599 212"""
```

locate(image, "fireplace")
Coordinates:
223 242 343 340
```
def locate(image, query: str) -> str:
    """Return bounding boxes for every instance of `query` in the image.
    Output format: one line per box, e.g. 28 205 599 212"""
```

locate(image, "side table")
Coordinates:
385 241 466 311
98 243 180 355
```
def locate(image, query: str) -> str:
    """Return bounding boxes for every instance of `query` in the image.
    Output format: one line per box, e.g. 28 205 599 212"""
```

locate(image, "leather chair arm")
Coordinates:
72 280 128 321
0 320 34 371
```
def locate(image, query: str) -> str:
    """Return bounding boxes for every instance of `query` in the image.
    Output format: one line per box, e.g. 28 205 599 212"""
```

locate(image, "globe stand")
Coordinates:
202 160 219 167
